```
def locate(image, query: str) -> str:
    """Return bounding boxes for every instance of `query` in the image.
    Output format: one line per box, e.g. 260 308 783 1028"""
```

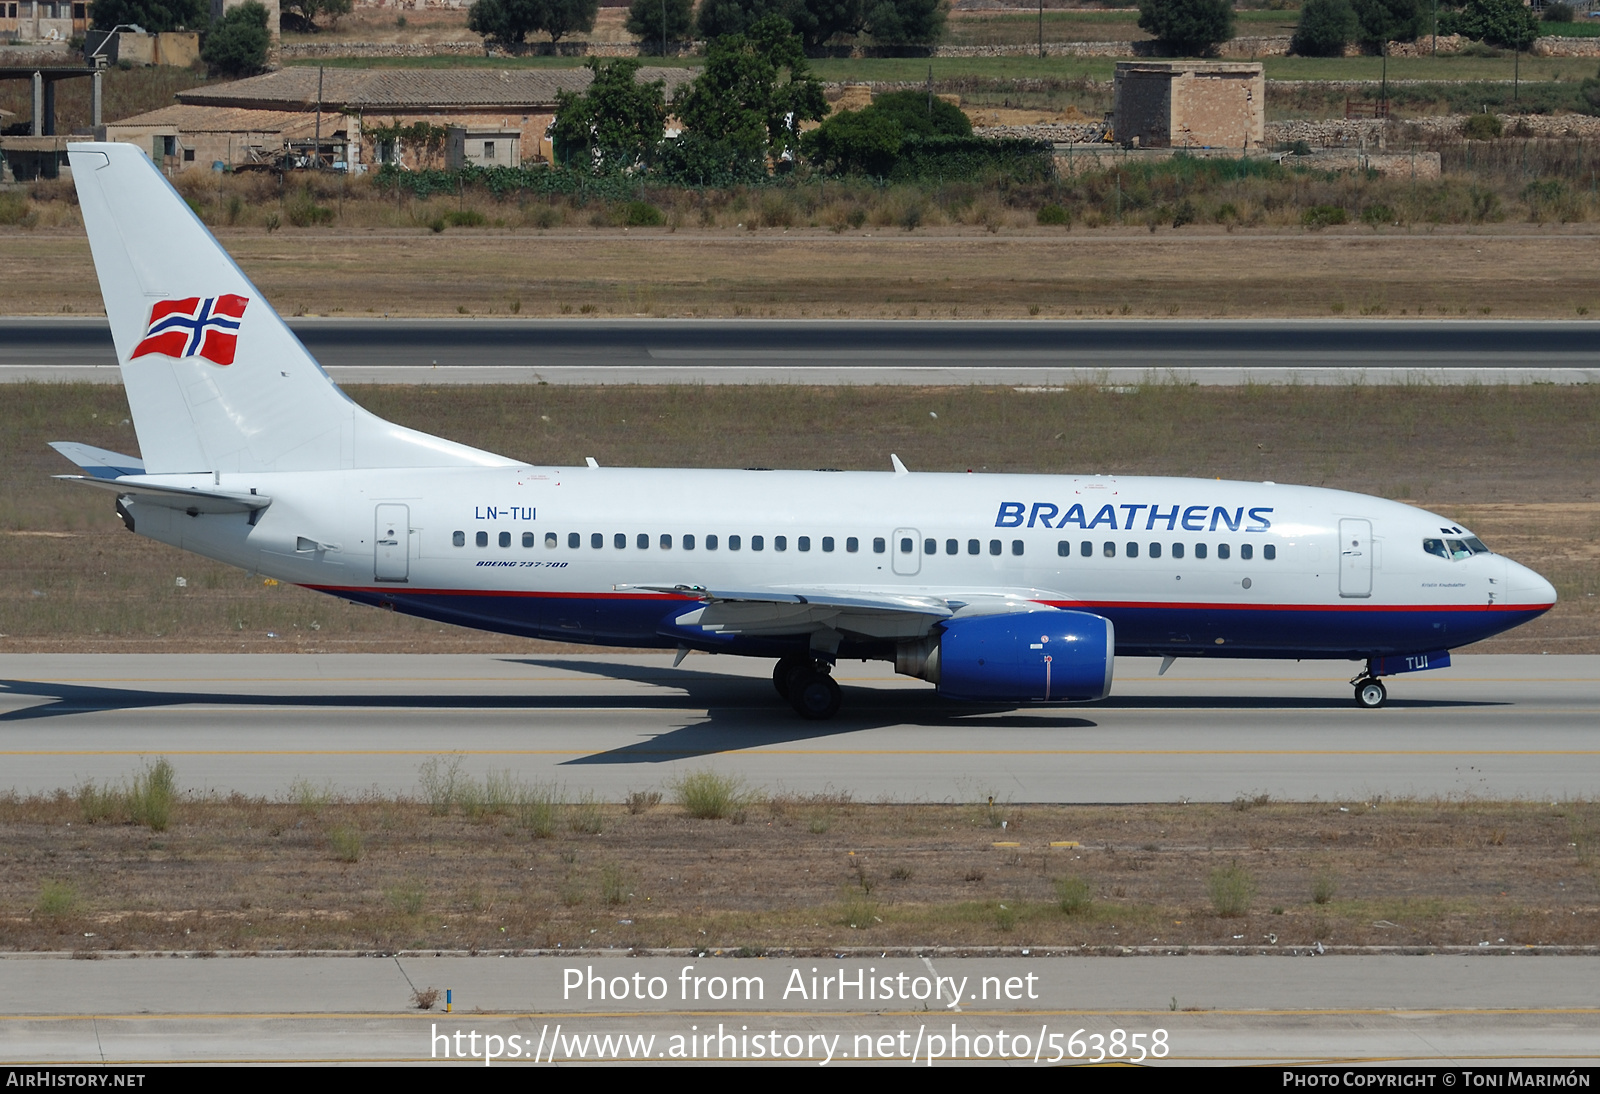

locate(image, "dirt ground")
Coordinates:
7 225 1600 320
3 792 1595 954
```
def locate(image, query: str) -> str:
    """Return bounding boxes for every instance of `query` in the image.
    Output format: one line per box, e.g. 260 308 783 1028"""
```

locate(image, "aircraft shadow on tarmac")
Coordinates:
0 659 1501 766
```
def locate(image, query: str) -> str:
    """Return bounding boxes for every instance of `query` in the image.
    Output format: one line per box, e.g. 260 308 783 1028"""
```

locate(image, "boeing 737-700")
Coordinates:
49 142 1558 719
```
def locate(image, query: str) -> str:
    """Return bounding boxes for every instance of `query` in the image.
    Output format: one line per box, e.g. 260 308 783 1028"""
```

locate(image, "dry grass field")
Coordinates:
2 382 1596 653
6 223 1600 320
2 770 1596 953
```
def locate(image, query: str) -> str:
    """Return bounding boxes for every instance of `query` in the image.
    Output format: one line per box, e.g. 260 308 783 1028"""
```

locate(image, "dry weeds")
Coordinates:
8 217 1600 320
0 788 1594 953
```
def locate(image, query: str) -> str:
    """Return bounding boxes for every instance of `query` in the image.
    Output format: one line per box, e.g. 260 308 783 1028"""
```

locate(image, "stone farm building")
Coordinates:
103 65 693 173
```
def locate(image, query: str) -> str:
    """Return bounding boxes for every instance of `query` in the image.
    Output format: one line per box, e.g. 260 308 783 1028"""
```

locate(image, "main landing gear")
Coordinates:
773 656 842 720
1351 664 1388 710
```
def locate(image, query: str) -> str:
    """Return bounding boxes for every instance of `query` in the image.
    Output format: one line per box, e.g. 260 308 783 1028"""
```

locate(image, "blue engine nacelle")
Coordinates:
896 610 1114 703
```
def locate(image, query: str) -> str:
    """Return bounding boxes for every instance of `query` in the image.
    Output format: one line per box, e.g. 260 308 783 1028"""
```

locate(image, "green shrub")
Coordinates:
36 880 77 917
1464 112 1504 140
1302 204 1348 229
418 755 464 815
622 200 664 227
0 192 36 227
1545 0 1575 20
1056 875 1094 915
1360 203 1395 225
1312 871 1338 905
1292 0 1359 56
1208 862 1257 917
328 825 363 863
77 781 122 824
516 783 562 837
567 789 603 834
672 770 746 819
386 879 425 916
1036 203 1070 226
445 209 488 227
286 191 334 227
128 758 175 831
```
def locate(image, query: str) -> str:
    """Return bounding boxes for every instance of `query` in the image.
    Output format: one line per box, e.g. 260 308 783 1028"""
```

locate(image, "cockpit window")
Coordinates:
1425 536 1491 560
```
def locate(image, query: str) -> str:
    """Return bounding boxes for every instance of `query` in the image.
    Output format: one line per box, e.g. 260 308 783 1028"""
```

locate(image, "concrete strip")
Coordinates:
0 654 1596 802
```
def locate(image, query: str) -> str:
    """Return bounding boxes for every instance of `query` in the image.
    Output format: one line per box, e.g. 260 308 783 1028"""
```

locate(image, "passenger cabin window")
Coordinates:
453 530 465 547
968 539 980 555
1080 541 1092 558
499 531 511 548
989 539 1001 556
1218 543 1230 560
846 537 859 553
591 533 603 549
822 536 834 552
1126 542 1139 558
945 539 957 555
1103 541 1115 558
1057 540 1070 557
545 532 557 548
1149 542 1162 559
476 531 488 548
568 532 580 548
1240 543 1252 560
799 536 810 551
775 536 786 551
730 535 742 550
1264 544 1276 560
684 534 696 550
900 538 914 554
707 535 719 550
924 538 936 556
637 533 649 549
1172 543 1185 559
1195 543 1208 560
1011 540 1024 556
614 533 627 549
661 534 672 549
751 535 763 551
873 537 886 554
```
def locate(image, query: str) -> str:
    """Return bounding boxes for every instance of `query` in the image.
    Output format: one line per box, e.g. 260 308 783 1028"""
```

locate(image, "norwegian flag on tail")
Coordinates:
131 294 249 366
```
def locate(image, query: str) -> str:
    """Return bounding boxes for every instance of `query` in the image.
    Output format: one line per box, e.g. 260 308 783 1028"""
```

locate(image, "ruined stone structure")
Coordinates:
1112 61 1265 151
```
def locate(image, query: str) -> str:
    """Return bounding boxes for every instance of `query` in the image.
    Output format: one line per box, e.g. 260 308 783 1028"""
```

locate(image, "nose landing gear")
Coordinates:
773 656 842 720
1353 677 1388 709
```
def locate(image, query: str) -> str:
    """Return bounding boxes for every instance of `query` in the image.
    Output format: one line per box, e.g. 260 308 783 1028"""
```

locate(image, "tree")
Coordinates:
695 0 945 47
673 15 829 167
281 0 353 33
1291 0 1358 56
467 0 599 44
863 0 946 44
1453 0 1539 49
1350 0 1422 47
90 0 208 32
1136 0 1234 56
625 0 694 50
202 1 270 77
550 58 668 171
802 89 968 174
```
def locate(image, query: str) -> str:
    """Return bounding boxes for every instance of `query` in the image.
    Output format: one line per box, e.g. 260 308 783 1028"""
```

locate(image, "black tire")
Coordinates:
773 656 807 700
1354 678 1387 709
788 670 842 720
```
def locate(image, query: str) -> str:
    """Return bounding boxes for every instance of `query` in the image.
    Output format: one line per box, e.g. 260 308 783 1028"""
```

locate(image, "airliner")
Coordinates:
51 142 1557 719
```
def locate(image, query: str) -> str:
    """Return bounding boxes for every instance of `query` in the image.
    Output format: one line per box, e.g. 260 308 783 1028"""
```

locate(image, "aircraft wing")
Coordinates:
626 583 1063 648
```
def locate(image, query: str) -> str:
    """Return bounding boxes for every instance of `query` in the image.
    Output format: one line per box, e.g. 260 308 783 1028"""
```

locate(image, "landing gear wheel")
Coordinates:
773 656 807 700
1354 678 1387 709
788 669 842 720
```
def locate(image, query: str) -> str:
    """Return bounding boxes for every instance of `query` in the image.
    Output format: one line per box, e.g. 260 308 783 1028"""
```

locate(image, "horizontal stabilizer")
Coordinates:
48 441 145 479
54 475 270 514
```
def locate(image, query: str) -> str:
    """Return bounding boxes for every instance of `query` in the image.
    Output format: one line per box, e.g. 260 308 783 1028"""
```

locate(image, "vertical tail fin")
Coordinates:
68 142 513 475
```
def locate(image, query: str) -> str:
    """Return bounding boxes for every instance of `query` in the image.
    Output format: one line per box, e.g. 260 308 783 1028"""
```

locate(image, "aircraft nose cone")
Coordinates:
1507 561 1557 609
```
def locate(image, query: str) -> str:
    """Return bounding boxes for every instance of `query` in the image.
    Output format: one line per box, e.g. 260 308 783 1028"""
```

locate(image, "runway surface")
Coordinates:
1 653 1595 803
5 318 1600 385
2 954 1595 1065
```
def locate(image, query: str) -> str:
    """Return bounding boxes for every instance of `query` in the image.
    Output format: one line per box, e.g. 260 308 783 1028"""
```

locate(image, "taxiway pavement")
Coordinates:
1 653 1595 803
